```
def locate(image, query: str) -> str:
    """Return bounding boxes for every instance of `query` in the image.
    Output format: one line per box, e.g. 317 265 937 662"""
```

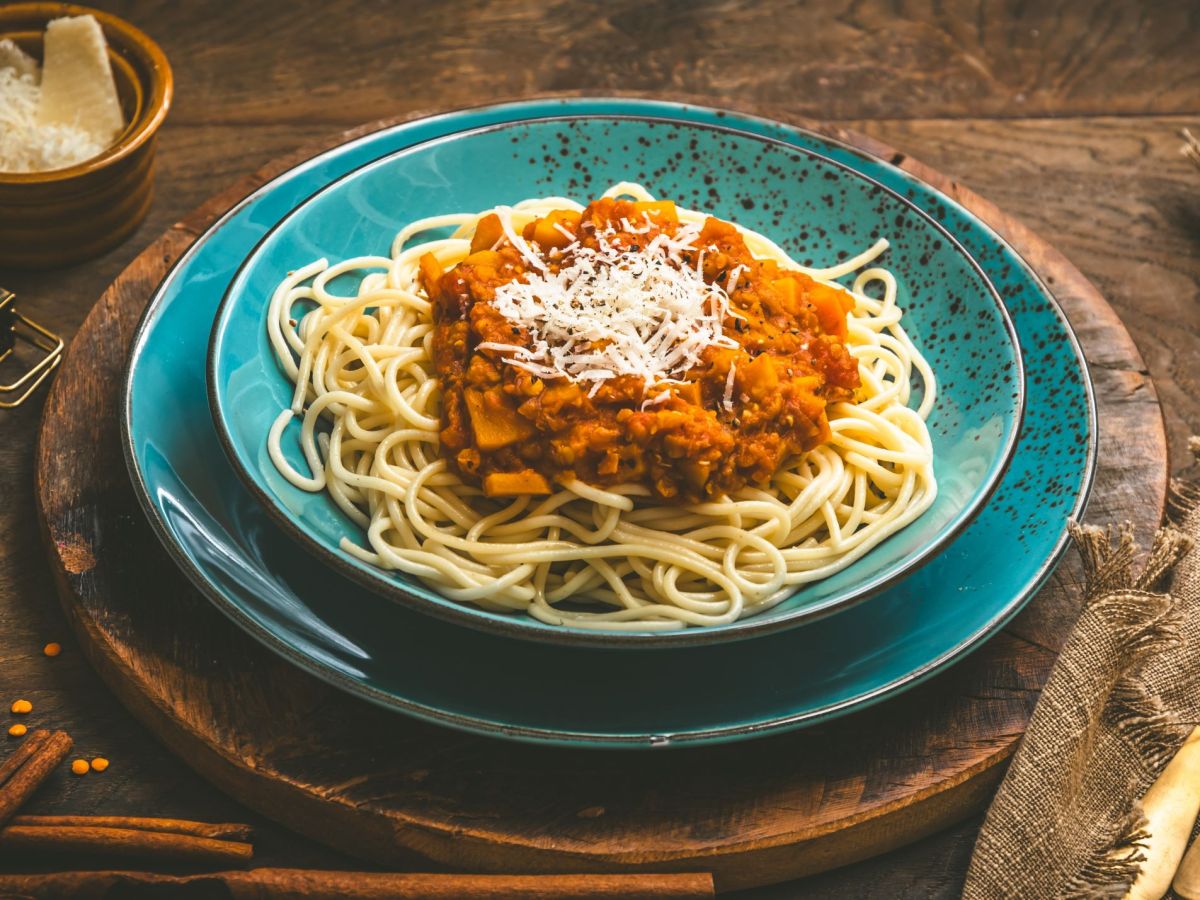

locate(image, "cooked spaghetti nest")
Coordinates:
266 182 937 630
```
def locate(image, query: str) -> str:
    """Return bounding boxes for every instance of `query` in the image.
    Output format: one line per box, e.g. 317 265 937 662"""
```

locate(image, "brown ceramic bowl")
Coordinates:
0 3 172 268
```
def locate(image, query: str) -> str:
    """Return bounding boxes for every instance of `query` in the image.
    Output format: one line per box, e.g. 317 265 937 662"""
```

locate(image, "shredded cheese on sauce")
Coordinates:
481 216 739 399
723 362 737 412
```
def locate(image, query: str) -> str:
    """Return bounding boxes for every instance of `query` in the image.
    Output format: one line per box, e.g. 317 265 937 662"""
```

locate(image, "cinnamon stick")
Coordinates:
10 814 253 841
0 729 72 828
0 738 255 866
0 824 253 865
0 727 51 784
0 869 715 899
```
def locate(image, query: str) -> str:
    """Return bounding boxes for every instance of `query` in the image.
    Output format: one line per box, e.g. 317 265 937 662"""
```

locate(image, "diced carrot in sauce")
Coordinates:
522 210 581 249
672 381 702 405
465 388 533 450
528 210 580 250
772 277 801 315
631 200 678 224
484 470 552 496
470 213 505 253
462 250 503 268
808 282 851 339
418 252 444 294
740 353 780 400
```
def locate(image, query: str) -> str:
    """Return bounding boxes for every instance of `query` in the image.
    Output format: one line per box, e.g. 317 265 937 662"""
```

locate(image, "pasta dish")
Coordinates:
266 183 937 630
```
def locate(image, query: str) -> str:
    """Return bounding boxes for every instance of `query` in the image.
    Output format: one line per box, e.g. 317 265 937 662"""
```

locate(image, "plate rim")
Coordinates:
205 110 1027 649
120 97 1096 746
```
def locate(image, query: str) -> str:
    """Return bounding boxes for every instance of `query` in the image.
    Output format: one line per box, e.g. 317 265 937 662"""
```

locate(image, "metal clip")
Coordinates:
1 288 64 409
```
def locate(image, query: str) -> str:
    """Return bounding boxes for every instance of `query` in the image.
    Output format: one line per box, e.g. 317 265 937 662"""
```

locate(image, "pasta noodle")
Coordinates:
265 183 937 631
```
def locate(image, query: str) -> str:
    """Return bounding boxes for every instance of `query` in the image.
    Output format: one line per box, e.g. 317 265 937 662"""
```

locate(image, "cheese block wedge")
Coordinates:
0 39 40 83
36 15 124 147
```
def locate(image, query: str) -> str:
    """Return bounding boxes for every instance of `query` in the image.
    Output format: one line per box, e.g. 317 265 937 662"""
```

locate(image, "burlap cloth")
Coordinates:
965 443 1200 898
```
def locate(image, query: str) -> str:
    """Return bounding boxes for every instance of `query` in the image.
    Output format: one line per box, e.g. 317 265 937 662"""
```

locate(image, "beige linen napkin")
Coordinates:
965 448 1200 898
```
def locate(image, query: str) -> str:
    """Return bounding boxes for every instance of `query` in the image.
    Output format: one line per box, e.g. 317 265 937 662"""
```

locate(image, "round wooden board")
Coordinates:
35 104 1166 893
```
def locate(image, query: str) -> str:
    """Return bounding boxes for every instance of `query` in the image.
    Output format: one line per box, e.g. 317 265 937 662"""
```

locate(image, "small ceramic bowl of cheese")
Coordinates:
0 3 172 268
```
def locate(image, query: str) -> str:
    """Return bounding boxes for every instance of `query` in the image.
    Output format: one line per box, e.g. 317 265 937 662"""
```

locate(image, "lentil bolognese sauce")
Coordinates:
266 183 937 630
423 196 862 502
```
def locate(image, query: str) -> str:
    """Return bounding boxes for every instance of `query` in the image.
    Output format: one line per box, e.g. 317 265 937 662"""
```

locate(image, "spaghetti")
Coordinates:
266 183 937 630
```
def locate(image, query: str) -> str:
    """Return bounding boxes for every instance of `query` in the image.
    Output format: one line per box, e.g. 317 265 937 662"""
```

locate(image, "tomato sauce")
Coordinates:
422 198 860 502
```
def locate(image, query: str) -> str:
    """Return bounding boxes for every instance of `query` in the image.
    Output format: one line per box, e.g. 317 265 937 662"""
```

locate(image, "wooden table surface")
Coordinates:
2 1 1197 895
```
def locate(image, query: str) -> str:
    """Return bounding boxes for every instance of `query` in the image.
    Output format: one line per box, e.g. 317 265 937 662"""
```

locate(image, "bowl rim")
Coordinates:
204 111 1028 649
0 2 173 184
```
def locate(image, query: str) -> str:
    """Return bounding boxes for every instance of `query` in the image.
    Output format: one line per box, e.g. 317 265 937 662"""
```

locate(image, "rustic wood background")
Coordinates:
2 1 1198 896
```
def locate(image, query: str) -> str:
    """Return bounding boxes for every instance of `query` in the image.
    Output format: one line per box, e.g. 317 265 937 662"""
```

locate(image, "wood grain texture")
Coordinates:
27 105 1165 892
2 1 1197 895
80 0 1200 125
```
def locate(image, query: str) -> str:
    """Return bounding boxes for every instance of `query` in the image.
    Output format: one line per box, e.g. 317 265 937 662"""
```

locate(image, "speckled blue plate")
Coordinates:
124 99 1093 747
208 116 1023 647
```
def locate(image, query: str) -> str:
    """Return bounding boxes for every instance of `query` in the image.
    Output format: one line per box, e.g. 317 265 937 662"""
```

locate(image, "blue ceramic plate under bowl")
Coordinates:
124 98 1093 747
208 115 1024 648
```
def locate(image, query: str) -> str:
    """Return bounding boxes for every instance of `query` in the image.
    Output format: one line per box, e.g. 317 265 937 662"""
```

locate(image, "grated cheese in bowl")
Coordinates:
0 16 125 174
0 67 108 172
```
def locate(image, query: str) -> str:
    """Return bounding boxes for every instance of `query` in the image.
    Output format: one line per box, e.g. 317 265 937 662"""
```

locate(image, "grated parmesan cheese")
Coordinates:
0 40 39 81
482 215 739 400
0 67 107 172
0 15 124 174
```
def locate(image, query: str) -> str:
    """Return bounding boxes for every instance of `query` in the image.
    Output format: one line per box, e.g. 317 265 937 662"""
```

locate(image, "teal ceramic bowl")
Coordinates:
208 115 1024 647
125 99 1092 746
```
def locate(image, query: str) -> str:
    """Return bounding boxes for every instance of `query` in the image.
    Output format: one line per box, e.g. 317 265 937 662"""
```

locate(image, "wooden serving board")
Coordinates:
34 107 1166 893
